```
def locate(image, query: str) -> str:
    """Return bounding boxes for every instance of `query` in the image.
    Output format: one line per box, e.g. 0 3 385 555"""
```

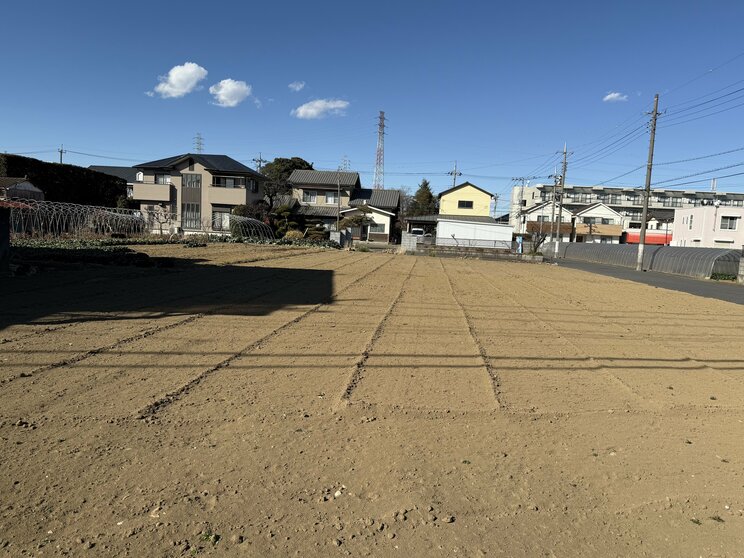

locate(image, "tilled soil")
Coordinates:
1 244 744 556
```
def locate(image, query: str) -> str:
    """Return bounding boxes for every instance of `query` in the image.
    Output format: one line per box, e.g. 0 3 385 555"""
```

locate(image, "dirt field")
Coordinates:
2 244 744 556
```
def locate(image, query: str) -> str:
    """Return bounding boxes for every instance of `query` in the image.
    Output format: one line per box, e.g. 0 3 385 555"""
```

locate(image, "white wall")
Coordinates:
436 220 513 248
672 206 744 248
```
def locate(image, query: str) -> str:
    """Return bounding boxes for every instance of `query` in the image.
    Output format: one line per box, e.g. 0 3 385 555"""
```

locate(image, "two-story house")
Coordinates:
288 169 401 242
131 153 266 233
406 182 512 247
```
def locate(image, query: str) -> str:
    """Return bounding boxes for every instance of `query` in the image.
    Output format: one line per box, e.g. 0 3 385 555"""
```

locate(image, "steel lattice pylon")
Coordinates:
372 111 386 189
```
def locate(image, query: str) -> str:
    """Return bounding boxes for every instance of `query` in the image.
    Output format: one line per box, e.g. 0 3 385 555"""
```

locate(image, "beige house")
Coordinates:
672 205 744 248
131 154 266 233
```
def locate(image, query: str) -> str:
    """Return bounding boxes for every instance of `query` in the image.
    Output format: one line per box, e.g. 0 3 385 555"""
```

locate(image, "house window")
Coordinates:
369 223 385 233
182 173 201 189
302 190 317 203
212 210 231 231
627 195 641 205
458 200 474 209
213 176 246 188
574 193 591 204
720 216 739 230
249 179 258 193
326 191 339 204
732 200 743 207
688 215 693 230
135 171 144 182
155 173 171 185
182 203 201 230
601 218 614 225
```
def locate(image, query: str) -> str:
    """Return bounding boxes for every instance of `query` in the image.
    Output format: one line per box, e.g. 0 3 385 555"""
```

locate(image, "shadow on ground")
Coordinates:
0 249 334 328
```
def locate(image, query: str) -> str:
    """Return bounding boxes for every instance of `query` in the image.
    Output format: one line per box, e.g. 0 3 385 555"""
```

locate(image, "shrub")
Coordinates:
283 230 304 240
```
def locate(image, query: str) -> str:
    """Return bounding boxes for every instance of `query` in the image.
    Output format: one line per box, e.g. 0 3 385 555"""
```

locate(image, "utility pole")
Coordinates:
336 173 342 232
58 144 66 164
448 161 462 188
512 176 538 234
549 170 559 242
253 152 268 173
636 93 660 272
554 144 570 258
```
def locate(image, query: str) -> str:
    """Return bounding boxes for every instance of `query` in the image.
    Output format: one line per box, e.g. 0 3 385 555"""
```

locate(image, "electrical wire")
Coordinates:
651 161 744 186
655 171 744 189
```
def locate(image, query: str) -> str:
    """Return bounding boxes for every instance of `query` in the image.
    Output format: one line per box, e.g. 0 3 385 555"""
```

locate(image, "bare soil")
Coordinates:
2 244 744 556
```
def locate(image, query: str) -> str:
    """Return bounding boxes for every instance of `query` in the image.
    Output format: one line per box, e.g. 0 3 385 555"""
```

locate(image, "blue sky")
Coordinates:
4 0 744 210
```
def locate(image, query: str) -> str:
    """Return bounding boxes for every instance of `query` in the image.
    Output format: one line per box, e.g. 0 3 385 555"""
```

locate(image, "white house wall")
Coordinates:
436 220 513 248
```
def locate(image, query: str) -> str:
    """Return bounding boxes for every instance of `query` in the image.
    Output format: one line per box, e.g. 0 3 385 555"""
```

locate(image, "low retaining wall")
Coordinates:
545 242 741 280
413 244 542 262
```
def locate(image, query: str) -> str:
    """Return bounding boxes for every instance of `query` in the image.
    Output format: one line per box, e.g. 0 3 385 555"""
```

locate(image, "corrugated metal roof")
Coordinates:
348 188 400 209
136 153 264 178
288 170 360 187
89 165 138 183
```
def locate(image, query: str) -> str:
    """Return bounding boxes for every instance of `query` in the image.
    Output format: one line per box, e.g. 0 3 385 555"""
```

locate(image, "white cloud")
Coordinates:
291 98 349 119
603 91 628 103
209 79 252 107
150 62 208 99
288 81 306 92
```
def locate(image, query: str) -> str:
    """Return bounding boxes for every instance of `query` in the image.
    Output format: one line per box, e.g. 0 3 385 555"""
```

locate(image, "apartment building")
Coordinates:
511 183 744 235
131 153 266 233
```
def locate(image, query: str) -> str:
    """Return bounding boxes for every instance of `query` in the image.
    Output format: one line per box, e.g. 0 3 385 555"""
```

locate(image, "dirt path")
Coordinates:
1 247 744 556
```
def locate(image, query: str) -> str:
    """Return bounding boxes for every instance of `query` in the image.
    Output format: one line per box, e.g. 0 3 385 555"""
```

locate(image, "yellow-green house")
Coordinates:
438 182 496 217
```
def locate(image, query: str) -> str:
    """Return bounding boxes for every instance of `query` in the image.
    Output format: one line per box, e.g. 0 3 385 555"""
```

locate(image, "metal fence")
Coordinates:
545 241 742 279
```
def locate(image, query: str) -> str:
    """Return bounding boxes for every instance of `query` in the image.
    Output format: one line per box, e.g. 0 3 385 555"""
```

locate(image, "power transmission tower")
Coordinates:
58 144 66 164
448 161 462 188
193 132 204 154
636 93 660 271
253 152 268 173
339 155 351 171
372 111 386 189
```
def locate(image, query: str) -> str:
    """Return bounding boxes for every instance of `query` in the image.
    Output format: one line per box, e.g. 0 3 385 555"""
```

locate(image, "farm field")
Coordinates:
2 243 744 556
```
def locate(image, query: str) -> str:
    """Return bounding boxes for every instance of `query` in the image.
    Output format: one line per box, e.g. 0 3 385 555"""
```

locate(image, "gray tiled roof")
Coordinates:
288 170 360 187
296 205 343 218
0 177 44 200
349 188 400 210
89 165 139 183
136 153 265 178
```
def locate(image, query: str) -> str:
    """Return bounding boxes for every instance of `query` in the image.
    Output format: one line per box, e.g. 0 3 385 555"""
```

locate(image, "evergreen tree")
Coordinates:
408 179 438 216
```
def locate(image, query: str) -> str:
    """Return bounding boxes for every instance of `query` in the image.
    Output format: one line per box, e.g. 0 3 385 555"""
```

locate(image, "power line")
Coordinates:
652 170 744 189
665 86 744 116
655 145 744 166
659 99 744 129
651 161 744 186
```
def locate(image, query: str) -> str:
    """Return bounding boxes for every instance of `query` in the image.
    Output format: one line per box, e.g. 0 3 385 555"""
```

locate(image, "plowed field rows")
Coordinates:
2 244 744 556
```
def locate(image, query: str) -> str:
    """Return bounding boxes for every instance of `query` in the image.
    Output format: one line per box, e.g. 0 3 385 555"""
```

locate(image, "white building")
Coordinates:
672 205 744 249
510 183 744 238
